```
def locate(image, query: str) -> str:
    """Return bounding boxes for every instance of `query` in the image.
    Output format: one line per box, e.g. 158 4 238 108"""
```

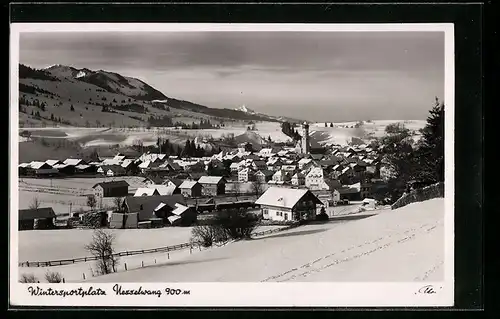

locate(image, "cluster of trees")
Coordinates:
281 121 301 141
324 122 334 127
377 97 445 202
19 96 47 111
191 209 259 247
183 139 206 157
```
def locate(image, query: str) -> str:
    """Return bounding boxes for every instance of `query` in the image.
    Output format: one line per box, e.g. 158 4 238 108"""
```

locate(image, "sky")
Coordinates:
19 31 445 122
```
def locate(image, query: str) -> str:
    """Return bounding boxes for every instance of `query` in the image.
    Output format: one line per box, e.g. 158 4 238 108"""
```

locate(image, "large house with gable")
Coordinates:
255 187 323 222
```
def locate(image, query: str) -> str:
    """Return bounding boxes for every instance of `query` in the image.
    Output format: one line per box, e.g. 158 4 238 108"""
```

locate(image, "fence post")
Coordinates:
83 273 86 280
141 261 144 267
125 263 127 271
168 253 170 260
62 278 65 283
154 259 156 264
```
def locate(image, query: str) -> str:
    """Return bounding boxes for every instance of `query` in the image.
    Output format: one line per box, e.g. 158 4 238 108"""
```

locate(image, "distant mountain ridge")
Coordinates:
18 64 297 126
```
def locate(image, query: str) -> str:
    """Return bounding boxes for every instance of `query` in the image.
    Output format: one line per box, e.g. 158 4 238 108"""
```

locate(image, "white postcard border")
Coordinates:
9 23 455 307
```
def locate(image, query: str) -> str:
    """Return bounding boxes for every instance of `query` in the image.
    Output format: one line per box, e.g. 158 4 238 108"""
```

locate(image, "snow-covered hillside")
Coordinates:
86 198 445 283
309 120 426 146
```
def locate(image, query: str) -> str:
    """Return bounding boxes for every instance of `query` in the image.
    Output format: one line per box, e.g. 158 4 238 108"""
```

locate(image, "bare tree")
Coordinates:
232 181 242 200
113 197 123 212
84 229 119 275
251 181 264 197
29 197 40 210
87 195 97 211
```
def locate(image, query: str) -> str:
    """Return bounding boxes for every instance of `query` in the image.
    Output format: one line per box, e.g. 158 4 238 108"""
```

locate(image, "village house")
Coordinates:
45 159 64 167
98 165 126 177
255 169 274 183
53 163 75 176
281 164 297 174
179 180 203 198
230 162 242 173
271 169 290 184
255 187 323 222
75 164 97 175
298 158 314 170
238 167 256 183
28 161 59 177
266 158 283 171
251 160 267 171
291 172 306 186
198 176 227 196
121 194 195 226
18 207 57 230
92 180 129 198
63 158 87 167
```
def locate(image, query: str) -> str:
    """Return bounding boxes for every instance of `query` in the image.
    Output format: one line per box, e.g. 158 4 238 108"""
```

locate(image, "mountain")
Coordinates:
45 65 167 101
18 64 293 128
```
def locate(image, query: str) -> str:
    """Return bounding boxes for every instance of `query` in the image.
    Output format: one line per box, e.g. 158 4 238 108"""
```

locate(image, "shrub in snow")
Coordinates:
191 224 227 247
45 271 63 283
19 273 38 283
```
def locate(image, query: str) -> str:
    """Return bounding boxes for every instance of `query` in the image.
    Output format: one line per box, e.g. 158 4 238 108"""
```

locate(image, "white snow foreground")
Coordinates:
86 198 444 283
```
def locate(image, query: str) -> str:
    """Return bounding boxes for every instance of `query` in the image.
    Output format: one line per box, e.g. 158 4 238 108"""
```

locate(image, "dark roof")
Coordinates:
257 169 275 177
309 154 325 160
144 176 164 184
165 178 183 187
124 194 186 220
338 187 359 194
92 181 129 189
19 207 56 220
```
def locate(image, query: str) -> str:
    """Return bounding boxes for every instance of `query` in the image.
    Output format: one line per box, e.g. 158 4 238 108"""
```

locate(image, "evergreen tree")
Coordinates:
416 97 445 182
40 102 46 111
184 139 191 157
70 104 75 112
325 123 328 127
190 140 196 156
31 110 34 116
50 113 54 121
330 123 333 127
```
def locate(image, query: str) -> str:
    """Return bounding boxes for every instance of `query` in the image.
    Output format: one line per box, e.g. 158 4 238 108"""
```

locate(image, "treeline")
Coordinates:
19 64 60 82
281 121 302 141
376 97 444 203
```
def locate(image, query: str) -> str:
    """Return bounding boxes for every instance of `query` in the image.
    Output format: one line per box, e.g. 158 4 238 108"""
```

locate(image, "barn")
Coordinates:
92 181 130 198
18 207 56 230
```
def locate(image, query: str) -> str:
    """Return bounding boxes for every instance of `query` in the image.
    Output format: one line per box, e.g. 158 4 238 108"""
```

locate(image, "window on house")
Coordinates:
284 213 288 220
263 209 268 215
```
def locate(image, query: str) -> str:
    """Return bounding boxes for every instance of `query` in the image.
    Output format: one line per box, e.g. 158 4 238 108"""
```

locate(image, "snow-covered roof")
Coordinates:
172 203 190 216
45 160 62 166
19 163 31 168
179 180 199 189
138 160 151 169
53 163 68 169
341 167 351 174
168 215 181 223
256 187 317 209
30 161 50 169
151 185 177 196
134 188 158 197
63 159 83 166
198 176 225 185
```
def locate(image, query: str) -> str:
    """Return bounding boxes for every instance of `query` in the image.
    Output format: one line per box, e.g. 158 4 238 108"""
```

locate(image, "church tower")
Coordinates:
301 122 310 154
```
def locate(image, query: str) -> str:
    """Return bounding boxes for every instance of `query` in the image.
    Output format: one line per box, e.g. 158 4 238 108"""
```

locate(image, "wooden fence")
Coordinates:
19 242 192 268
19 224 301 268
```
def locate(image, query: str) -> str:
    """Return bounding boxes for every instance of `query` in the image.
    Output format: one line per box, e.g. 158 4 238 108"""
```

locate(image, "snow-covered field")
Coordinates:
19 119 424 148
17 225 285 282
18 176 146 213
309 120 425 146
20 121 292 148
75 198 444 283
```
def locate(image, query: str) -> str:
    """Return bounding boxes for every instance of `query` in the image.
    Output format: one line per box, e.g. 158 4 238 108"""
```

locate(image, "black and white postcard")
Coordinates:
9 23 455 307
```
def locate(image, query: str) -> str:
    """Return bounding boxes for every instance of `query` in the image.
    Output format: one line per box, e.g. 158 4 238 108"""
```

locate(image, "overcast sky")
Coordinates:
20 31 444 122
